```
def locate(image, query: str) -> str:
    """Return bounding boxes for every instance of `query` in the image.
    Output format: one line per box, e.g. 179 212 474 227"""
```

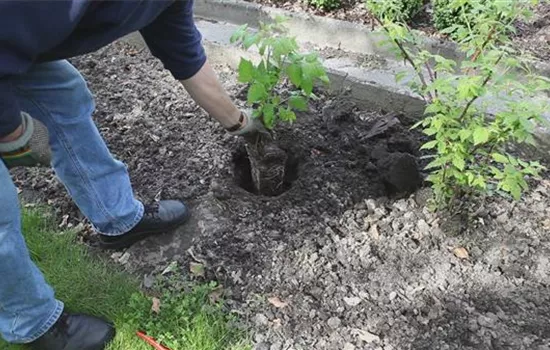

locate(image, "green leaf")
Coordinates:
509 182 522 200
305 52 320 63
425 103 443 115
279 108 296 122
507 155 519 166
420 140 438 150
491 153 509 164
425 158 445 170
472 176 486 189
452 155 466 171
273 37 297 58
247 82 267 104
238 59 255 83
395 71 408 83
243 33 259 49
301 79 314 95
286 64 302 88
230 24 248 43
289 95 308 111
424 128 438 136
262 104 276 129
473 127 489 145
301 61 325 95
458 129 472 141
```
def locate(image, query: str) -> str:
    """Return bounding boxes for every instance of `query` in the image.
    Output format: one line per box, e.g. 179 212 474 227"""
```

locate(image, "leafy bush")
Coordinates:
230 16 330 129
366 0 424 23
307 0 342 11
367 0 548 208
432 0 521 40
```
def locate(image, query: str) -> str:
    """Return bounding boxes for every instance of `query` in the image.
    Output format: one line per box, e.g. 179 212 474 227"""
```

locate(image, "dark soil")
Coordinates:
11 42 550 350
244 0 550 61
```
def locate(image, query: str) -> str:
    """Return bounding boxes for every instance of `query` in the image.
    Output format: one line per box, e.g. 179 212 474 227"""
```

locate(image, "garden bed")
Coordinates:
242 0 550 61
12 42 550 350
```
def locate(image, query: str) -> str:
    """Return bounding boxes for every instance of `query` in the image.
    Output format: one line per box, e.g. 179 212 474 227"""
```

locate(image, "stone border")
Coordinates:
194 0 550 78
194 0 460 61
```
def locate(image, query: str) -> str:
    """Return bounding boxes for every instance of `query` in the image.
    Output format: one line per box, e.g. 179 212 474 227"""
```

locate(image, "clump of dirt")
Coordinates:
12 41 550 350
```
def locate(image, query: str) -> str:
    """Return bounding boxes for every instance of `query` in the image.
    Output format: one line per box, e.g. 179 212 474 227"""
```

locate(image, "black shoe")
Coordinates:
29 312 115 350
99 200 191 250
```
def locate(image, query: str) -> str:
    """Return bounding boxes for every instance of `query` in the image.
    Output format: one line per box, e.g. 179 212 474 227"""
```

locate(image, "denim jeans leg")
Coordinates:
9 60 144 235
0 162 64 344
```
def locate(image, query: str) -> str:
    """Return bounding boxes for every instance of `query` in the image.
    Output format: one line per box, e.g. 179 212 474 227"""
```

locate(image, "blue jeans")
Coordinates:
0 60 144 343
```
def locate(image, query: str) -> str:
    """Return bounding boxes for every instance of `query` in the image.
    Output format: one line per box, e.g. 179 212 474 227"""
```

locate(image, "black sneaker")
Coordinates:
99 200 191 250
29 312 115 350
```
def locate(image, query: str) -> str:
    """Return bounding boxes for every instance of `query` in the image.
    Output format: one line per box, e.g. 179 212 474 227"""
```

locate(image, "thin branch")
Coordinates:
471 28 496 63
373 16 433 103
458 54 504 122
424 62 438 99
425 62 435 83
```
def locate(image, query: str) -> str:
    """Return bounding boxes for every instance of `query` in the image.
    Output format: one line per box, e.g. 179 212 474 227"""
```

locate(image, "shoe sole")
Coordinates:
98 209 191 250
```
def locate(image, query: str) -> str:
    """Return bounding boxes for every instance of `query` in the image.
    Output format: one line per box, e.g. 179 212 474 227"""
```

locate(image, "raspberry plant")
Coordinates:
366 0 548 208
230 17 330 130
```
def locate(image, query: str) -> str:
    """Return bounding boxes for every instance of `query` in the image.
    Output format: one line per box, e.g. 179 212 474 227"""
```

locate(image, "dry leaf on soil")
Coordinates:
189 262 205 277
453 247 469 259
151 297 161 314
268 296 288 308
209 285 224 303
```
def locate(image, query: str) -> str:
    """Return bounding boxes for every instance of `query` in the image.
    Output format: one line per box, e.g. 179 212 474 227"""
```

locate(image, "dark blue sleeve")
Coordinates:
0 1 82 137
139 0 207 80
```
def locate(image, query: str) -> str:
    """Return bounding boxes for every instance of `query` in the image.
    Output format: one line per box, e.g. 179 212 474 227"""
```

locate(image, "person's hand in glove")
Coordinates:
0 112 51 169
227 109 272 144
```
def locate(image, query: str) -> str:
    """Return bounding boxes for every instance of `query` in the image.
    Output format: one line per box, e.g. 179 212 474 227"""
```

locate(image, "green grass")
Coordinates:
0 208 250 350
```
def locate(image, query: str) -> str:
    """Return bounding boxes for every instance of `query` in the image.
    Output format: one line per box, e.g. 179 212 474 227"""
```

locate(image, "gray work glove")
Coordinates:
228 109 272 143
0 112 51 169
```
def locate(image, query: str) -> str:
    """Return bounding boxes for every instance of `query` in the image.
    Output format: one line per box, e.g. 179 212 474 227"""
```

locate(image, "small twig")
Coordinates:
424 62 437 99
373 16 433 103
458 54 504 122
425 62 435 83
471 28 496 63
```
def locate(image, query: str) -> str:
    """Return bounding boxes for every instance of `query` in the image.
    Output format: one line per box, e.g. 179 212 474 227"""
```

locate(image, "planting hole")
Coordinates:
232 146 299 196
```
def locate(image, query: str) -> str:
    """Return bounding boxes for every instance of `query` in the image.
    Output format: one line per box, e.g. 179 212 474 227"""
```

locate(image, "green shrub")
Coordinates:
367 0 547 209
307 0 342 11
230 16 329 129
366 0 424 23
433 0 519 40
432 0 469 33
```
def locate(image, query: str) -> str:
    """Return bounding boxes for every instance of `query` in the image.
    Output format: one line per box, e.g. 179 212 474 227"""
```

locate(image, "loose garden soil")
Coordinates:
12 41 550 350
243 0 550 62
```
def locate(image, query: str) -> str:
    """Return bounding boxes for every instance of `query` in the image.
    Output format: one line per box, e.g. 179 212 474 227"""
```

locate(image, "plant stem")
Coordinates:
424 62 438 99
373 16 433 103
471 28 496 63
458 54 503 122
